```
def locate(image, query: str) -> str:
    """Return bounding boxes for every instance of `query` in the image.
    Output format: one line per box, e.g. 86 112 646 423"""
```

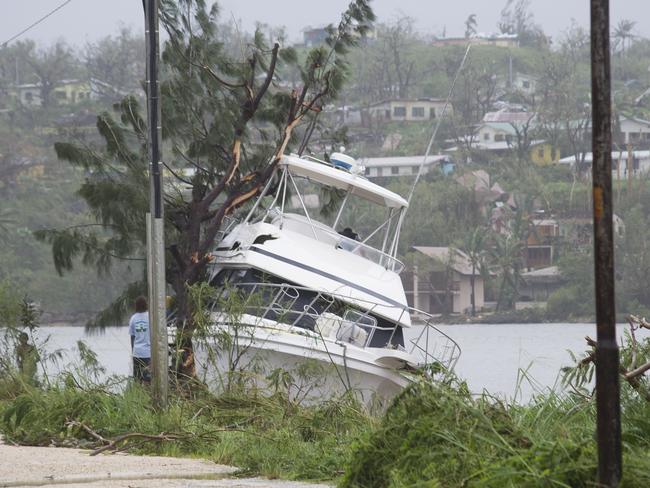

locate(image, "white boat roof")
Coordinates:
281 154 409 209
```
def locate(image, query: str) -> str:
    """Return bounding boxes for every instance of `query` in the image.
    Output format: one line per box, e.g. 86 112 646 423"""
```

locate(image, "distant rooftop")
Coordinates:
360 155 449 168
559 150 650 164
413 246 475 276
482 109 535 124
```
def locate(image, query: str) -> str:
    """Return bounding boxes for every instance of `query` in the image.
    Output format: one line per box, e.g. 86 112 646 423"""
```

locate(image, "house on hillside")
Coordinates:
449 121 560 165
559 150 650 179
328 105 364 126
360 155 453 178
482 109 534 124
619 115 650 146
509 73 537 95
303 27 329 46
562 115 650 151
525 218 560 270
403 246 487 315
519 266 564 304
368 98 452 122
11 79 119 107
432 33 519 48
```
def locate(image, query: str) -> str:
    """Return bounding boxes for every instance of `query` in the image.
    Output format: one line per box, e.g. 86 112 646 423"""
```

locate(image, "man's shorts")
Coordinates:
133 357 151 382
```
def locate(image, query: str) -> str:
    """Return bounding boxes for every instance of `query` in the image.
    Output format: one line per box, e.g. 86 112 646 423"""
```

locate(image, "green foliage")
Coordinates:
0 282 22 328
0 383 373 481
340 379 650 488
38 0 375 332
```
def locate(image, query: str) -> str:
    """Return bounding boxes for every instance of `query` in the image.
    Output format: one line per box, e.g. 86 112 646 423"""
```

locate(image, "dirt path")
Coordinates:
0 443 331 488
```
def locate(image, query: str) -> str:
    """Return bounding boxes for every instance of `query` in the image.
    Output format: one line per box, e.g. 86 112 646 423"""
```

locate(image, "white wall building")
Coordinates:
404 247 486 315
559 150 650 179
360 155 452 178
619 115 650 145
368 98 452 122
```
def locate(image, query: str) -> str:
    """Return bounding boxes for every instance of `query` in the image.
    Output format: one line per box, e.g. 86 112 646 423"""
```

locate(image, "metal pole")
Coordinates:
590 1 621 485
144 0 168 408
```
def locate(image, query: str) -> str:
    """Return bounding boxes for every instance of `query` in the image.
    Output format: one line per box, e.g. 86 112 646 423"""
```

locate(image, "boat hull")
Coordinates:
192 321 413 408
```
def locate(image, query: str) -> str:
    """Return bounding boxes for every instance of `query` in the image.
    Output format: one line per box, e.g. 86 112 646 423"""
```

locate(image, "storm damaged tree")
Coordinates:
24 41 78 108
35 0 375 375
497 0 547 48
447 53 501 162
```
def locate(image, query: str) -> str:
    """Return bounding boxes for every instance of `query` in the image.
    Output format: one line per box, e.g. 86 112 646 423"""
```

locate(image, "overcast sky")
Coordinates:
2 0 649 48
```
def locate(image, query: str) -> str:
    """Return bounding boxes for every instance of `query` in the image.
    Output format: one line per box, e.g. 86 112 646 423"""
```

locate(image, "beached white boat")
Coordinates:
193 153 460 405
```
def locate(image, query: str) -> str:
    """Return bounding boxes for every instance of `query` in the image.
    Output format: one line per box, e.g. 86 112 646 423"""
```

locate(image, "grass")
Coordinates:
340 379 650 487
0 379 374 481
4 329 650 486
5 376 650 486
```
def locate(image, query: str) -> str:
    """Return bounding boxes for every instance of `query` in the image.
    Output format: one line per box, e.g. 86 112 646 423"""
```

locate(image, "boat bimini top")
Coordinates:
237 153 409 274
278 154 408 209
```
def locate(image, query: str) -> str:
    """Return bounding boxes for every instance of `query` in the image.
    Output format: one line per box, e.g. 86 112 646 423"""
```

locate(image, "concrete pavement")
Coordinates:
0 443 331 488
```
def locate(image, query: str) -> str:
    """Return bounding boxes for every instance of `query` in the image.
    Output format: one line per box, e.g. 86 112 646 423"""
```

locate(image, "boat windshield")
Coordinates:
245 157 405 272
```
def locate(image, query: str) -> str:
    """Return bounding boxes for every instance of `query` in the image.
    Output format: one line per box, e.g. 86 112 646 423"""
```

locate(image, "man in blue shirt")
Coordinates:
128 296 151 383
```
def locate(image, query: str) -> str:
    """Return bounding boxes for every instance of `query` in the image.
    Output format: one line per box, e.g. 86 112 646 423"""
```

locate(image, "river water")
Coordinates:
33 322 645 403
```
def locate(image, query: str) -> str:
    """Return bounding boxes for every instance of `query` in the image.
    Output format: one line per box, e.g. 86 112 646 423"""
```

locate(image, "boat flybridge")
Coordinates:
198 153 460 404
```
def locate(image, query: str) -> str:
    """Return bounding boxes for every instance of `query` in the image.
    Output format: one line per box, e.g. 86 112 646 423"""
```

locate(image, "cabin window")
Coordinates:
393 106 406 117
551 148 558 160
391 166 399 175
430 107 436 119
412 106 425 118
522 80 530 89
537 148 545 159
494 134 505 142
483 133 490 141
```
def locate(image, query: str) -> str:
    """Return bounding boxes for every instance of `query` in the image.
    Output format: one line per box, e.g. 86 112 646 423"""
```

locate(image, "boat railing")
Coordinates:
215 215 241 242
269 212 405 274
211 282 460 372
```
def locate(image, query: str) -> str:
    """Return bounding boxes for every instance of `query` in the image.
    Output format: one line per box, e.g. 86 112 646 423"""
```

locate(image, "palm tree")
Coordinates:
458 227 489 316
491 206 528 311
491 233 524 311
464 14 477 39
613 19 636 54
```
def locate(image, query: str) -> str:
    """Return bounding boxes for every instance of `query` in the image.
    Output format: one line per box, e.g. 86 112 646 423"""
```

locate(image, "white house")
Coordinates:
360 155 452 178
559 150 650 179
619 115 650 145
509 73 537 96
403 246 486 315
368 98 452 122
566 115 650 147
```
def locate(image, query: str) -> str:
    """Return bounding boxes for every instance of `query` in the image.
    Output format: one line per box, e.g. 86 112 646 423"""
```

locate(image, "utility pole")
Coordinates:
590 0 622 485
144 0 168 408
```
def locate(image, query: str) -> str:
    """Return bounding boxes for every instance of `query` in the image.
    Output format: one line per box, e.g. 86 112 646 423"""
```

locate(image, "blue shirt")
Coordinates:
128 312 151 358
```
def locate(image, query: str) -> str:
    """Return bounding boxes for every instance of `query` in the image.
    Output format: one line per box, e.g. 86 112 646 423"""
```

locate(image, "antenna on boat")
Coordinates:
404 42 472 207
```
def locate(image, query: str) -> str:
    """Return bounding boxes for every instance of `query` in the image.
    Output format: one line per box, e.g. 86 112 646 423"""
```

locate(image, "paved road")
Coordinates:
0 443 331 488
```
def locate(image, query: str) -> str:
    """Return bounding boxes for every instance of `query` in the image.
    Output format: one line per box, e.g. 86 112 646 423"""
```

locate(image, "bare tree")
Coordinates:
84 27 145 99
25 41 77 108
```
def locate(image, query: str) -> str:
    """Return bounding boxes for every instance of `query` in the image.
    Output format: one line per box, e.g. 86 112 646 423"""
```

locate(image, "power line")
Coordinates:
1 0 74 48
